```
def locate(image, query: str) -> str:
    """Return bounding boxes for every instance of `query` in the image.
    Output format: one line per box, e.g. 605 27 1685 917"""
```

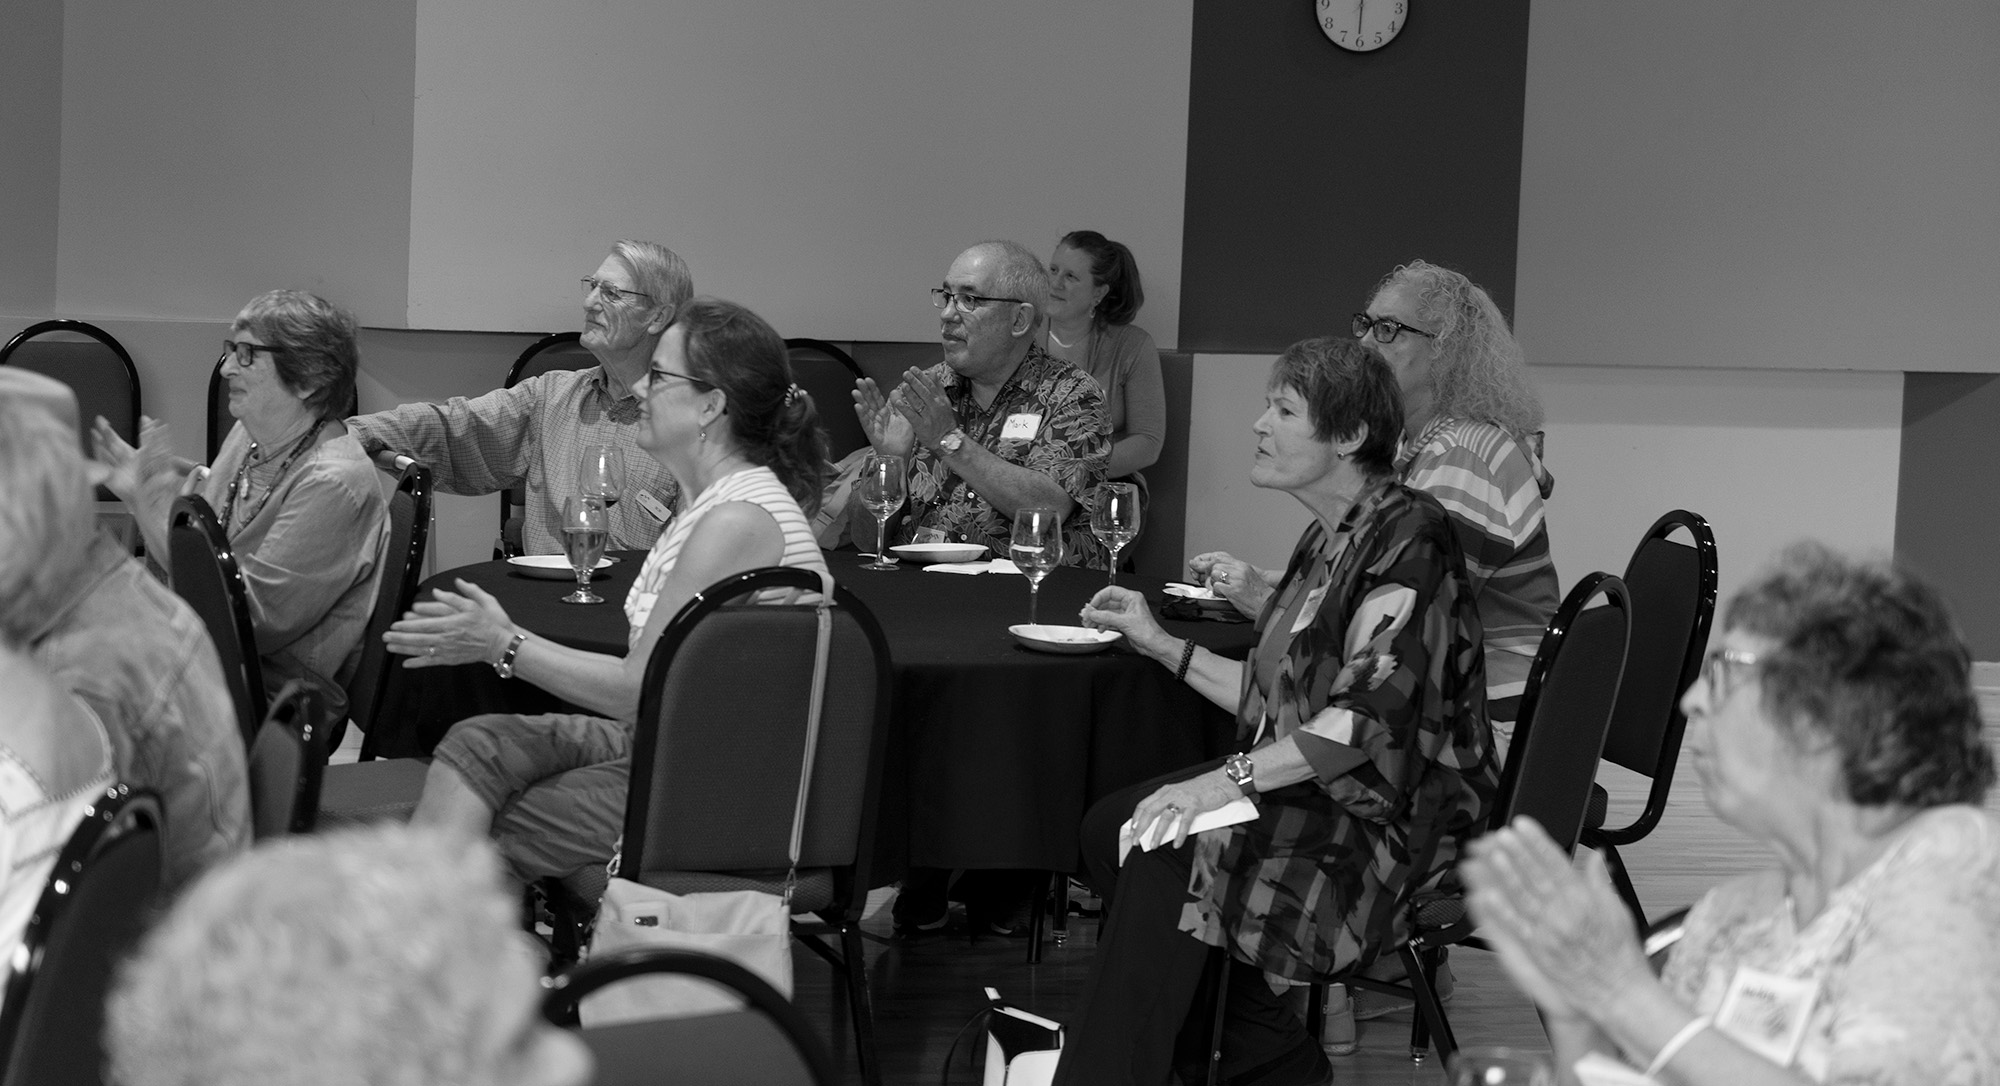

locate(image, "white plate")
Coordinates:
890 543 989 564
1008 624 1122 655
507 554 613 580
1164 582 1222 601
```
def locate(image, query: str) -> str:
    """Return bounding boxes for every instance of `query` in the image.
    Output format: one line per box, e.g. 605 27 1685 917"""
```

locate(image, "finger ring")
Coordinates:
1164 804 1181 813
428 646 436 658
1216 571 1229 583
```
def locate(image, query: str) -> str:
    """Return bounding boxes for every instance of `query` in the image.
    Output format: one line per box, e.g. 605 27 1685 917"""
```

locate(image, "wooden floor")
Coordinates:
790 674 2000 1086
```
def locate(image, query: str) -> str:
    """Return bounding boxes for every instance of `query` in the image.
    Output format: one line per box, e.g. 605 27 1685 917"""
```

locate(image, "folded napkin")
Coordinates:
1117 798 1258 865
923 559 1023 575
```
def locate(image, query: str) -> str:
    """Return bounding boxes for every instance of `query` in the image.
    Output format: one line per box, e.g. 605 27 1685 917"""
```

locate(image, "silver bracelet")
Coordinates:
1643 1016 1710 1079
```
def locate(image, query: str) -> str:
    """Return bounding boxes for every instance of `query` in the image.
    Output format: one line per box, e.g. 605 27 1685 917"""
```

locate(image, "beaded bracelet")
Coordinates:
1174 637 1197 682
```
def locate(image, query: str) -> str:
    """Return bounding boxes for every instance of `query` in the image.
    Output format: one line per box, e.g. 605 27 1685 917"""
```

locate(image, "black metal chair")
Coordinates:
167 493 265 749
542 947 835 1086
2 320 142 506
333 456 432 758
0 785 165 1086
497 332 595 556
783 338 869 461
1582 510 1718 931
1345 571 1633 1066
550 567 892 1086
249 680 329 839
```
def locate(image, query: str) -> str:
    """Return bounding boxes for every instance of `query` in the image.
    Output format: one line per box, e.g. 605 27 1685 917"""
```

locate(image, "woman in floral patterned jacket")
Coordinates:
1057 337 1499 1086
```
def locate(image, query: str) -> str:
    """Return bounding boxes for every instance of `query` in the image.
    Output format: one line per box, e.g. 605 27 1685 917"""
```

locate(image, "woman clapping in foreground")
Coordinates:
1468 545 1999 1086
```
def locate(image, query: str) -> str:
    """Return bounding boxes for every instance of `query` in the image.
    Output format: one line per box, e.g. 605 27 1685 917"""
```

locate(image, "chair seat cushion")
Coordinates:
1583 782 1609 830
1413 895 1467 931
560 867 836 916
318 758 430 828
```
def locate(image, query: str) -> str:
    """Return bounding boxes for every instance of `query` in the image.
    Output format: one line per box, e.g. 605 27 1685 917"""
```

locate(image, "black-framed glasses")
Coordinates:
221 339 284 365
582 276 654 306
1352 313 1437 344
644 367 715 396
930 287 1027 313
1696 645 1762 707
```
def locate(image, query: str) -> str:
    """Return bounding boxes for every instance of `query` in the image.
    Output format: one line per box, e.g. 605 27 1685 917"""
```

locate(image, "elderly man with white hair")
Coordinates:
348 239 693 554
853 239 1110 568
0 370 246 890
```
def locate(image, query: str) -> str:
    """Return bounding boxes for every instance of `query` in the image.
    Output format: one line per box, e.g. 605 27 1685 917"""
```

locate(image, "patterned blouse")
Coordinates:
898 345 1110 567
1182 480 1498 983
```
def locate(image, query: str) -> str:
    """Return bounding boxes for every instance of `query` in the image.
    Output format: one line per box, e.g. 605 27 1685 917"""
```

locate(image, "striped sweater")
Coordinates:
1397 418 1560 751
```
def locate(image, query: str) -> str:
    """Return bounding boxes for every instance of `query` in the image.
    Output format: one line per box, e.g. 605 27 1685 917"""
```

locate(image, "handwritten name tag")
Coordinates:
1000 413 1042 440
635 489 671 522
1713 965 1817 1067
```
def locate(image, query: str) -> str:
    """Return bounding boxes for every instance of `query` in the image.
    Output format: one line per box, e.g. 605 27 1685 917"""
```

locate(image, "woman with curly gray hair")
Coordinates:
107 826 592 1086
1466 544 1999 1086
92 289 388 725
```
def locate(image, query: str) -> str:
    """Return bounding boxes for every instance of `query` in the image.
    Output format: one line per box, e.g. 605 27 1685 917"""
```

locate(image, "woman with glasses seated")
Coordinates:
93 289 387 725
1042 231 1164 481
382 298 829 888
1466 545 1999 1086
1057 338 1496 1086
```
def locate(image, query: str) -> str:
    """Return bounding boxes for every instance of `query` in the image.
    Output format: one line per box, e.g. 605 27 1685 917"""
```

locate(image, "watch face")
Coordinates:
1318 0 1406 53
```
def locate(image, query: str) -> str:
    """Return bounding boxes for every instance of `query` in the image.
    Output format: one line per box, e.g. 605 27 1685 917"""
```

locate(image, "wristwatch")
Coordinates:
493 633 527 679
937 428 966 455
1223 753 1257 799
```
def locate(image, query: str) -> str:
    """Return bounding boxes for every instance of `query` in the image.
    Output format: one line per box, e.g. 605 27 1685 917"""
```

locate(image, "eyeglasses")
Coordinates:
221 339 283 365
930 287 1027 313
1352 313 1438 345
644 368 715 396
1696 646 1763 707
581 277 654 306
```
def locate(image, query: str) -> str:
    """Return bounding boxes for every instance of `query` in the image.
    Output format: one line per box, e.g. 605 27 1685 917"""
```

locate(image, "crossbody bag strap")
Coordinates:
783 567 839 907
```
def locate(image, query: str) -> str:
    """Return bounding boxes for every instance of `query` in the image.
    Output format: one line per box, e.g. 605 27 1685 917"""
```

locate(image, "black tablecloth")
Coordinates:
379 550 1259 873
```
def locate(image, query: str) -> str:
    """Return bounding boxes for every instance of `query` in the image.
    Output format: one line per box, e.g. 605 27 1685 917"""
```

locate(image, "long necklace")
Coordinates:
1048 322 1098 375
222 419 323 535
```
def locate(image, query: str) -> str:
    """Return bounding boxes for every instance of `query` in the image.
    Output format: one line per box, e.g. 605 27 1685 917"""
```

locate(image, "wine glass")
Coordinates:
1009 507 1064 626
857 454 906 572
559 496 609 604
1089 481 1143 585
1447 1047 1554 1086
577 444 627 508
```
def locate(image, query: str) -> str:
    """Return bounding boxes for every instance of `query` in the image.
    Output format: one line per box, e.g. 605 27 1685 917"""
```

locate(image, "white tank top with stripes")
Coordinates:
622 465 827 644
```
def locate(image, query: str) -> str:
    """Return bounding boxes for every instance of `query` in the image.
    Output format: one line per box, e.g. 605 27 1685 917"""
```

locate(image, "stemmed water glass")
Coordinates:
857 454 906 572
559 496 609 604
1009 507 1064 625
1089 481 1143 585
578 444 627 508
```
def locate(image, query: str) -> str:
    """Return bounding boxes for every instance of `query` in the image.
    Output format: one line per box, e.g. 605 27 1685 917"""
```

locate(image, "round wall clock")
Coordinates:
1317 0 1408 53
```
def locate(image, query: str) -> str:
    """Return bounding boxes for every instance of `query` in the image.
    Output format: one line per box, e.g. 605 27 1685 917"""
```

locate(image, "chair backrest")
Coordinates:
2 321 142 499
342 457 432 757
623 568 892 888
167 493 265 748
1489 571 1632 852
249 680 329 839
783 338 869 461
542 947 834 1086
498 333 596 550
1595 511 1718 844
0 786 165 1086
206 352 358 462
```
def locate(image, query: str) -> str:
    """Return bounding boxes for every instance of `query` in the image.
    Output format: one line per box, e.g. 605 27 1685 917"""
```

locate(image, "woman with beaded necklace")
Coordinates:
94 289 387 725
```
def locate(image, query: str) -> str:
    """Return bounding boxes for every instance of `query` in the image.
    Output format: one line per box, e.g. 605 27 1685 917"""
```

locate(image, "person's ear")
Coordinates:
1011 303 1037 339
646 304 677 336
1333 424 1368 459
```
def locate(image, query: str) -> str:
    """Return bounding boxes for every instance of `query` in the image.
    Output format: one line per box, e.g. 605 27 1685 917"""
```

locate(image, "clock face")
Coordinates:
1318 0 1407 53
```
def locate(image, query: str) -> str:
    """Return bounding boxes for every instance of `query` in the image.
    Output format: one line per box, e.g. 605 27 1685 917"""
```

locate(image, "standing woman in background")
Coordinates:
1042 231 1165 481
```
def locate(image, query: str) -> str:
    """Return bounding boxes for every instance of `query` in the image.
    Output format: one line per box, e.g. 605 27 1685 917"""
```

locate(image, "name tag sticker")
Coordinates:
635 489 671 522
1714 965 1817 1067
913 526 947 544
1000 413 1042 440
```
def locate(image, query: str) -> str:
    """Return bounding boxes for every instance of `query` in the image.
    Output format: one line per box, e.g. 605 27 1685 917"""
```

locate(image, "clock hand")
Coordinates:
1355 0 1364 35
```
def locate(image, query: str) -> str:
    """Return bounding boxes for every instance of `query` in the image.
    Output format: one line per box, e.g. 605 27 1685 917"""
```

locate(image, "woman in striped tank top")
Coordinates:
383 298 829 885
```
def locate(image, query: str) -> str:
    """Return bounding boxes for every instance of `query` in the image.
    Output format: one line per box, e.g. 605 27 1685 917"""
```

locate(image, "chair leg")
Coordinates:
839 923 882 1086
1026 873 1048 965
1051 871 1069 946
1600 843 1647 934
1403 945 1456 1066
1206 953 1232 1086
1305 982 1326 1043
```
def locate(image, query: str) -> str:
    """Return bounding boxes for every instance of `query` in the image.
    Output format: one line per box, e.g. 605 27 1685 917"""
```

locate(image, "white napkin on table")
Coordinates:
923 559 1023 575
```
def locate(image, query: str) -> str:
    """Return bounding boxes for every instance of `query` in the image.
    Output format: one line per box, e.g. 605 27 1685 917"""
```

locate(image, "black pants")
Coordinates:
1052 762 1309 1086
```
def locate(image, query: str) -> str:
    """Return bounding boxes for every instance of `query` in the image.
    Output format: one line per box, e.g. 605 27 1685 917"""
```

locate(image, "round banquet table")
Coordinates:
377 549 1259 876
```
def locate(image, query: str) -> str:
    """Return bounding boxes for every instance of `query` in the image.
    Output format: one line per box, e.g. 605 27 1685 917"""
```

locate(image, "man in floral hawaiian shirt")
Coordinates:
854 239 1109 568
